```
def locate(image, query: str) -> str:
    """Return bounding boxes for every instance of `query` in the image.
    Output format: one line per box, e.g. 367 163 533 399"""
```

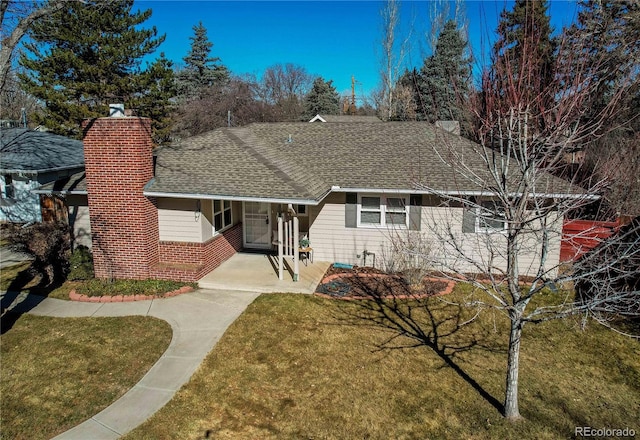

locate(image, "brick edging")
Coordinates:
314 273 456 301
68 285 194 302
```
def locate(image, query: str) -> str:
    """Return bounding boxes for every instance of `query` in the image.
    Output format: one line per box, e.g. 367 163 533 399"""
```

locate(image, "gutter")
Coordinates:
143 190 321 206
0 163 85 174
329 186 598 200
31 188 87 195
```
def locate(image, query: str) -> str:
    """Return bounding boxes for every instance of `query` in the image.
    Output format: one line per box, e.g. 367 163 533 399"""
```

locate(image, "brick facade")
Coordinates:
83 117 159 279
83 116 242 282
152 223 243 282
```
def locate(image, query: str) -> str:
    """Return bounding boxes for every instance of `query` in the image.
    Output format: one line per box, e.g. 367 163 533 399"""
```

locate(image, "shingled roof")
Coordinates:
1 128 84 173
145 121 581 202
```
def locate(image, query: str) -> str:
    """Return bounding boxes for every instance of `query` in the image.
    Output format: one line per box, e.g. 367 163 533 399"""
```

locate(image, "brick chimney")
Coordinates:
83 116 159 280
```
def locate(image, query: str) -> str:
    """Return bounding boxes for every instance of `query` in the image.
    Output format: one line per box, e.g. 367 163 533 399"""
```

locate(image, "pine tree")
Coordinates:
19 0 166 139
133 53 176 145
176 22 229 100
303 77 340 119
409 20 471 124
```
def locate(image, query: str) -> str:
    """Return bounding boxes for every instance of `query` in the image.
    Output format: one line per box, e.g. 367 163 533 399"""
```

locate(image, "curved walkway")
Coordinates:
7 289 261 440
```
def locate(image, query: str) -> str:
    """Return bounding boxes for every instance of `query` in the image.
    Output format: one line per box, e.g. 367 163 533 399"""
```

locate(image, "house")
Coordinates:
309 114 381 123
38 113 582 283
0 128 84 223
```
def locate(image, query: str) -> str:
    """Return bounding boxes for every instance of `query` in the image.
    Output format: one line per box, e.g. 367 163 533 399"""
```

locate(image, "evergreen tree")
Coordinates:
177 22 229 100
303 77 340 119
563 0 639 131
133 53 176 145
19 0 166 139
412 20 471 123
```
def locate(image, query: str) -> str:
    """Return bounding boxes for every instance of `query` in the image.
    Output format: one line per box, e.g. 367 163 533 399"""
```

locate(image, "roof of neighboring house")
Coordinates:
144 121 582 202
34 171 87 195
0 128 84 173
309 114 382 123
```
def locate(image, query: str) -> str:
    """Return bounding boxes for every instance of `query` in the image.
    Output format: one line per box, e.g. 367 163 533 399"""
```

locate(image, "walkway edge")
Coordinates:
6 289 261 440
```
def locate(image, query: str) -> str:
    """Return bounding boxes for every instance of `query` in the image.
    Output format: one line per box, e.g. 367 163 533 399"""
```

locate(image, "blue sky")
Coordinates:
134 1 579 102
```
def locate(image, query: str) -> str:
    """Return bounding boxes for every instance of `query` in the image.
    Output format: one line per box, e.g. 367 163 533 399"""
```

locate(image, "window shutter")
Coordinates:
409 194 422 230
345 192 357 228
462 207 476 233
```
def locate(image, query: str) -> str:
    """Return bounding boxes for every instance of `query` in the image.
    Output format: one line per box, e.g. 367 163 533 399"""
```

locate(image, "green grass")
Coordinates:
0 262 196 300
0 314 172 440
75 278 197 297
124 291 640 440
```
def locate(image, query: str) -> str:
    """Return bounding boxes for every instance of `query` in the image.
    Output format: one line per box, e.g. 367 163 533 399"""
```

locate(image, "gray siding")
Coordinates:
309 193 562 277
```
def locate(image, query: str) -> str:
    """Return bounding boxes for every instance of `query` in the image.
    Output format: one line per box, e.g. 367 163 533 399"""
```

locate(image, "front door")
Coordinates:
243 202 271 249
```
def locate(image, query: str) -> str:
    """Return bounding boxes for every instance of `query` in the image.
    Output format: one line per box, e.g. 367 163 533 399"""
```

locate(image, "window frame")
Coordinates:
356 193 409 228
213 199 233 234
474 199 506 233
294 204 308 217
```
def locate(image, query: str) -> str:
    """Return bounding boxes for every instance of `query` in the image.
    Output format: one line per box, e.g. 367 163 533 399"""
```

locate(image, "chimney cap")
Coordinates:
109 104 125 118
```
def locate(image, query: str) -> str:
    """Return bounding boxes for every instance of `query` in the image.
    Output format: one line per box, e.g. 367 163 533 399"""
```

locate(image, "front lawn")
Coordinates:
1 314 172 440
125 291 639 440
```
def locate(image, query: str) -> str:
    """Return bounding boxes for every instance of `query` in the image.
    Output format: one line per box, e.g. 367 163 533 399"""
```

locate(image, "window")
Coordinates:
294 204 308 216
463 199 506 233
357 194 408 227
213 200 233 232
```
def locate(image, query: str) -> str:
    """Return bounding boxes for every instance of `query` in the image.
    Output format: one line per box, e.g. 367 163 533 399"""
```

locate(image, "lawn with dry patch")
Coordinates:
125 291 639 440
1 314 172 440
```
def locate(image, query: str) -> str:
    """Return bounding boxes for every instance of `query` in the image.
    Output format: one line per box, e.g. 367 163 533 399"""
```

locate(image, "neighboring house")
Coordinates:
38 115 581 283
309 114 381 123
0 128 84 223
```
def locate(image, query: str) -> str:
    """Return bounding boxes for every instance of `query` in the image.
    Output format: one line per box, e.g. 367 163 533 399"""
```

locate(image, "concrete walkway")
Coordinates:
0 246 31 269
198 252 331 293
7 289 261 440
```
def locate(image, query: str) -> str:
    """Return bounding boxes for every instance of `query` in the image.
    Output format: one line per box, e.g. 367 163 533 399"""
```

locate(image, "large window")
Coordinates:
357 194 408 227
213 200 233 232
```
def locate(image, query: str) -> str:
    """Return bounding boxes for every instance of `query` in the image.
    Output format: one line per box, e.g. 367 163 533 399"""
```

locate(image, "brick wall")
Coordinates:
152 223 243 282
83 117 159 279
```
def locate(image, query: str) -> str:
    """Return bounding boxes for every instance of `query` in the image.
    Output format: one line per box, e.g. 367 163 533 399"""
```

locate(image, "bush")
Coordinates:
67 246 94 281
76 279 196 297
6 222 71 286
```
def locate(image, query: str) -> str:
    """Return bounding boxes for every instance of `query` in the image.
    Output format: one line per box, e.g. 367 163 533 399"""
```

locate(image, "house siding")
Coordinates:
0 174 42 223
310 192 562 277
158 198 204 242
309 192 404 267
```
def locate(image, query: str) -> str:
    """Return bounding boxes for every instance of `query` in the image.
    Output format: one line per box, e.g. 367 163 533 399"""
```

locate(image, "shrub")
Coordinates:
67 246 94 281
381 231 433 287
6 222 71 286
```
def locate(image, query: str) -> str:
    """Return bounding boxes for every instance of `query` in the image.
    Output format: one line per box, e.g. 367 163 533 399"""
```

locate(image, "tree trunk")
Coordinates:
504 317 523 420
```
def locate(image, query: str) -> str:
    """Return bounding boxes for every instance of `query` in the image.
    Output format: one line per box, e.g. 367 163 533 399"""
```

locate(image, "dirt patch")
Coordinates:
316 265 454 300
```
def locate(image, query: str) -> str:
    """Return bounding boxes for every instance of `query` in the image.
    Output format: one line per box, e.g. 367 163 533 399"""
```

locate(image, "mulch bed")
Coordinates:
316 265 454 300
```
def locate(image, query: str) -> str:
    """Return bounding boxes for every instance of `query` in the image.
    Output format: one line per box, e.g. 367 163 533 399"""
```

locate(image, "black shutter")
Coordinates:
409 194 422 230
462 197 477 233
345 192 357 228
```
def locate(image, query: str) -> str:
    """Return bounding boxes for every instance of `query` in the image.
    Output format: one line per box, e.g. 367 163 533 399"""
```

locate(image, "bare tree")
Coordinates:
377 0 412 121
257 63 312 121
0 0 66 95
376 23 639 421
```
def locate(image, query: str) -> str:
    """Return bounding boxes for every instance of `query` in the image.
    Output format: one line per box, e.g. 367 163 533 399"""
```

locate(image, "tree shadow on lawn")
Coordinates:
331 274 506 415
1 263 63 335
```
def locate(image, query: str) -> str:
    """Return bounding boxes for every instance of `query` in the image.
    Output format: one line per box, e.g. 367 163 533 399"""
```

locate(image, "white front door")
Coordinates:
243 202 271 249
